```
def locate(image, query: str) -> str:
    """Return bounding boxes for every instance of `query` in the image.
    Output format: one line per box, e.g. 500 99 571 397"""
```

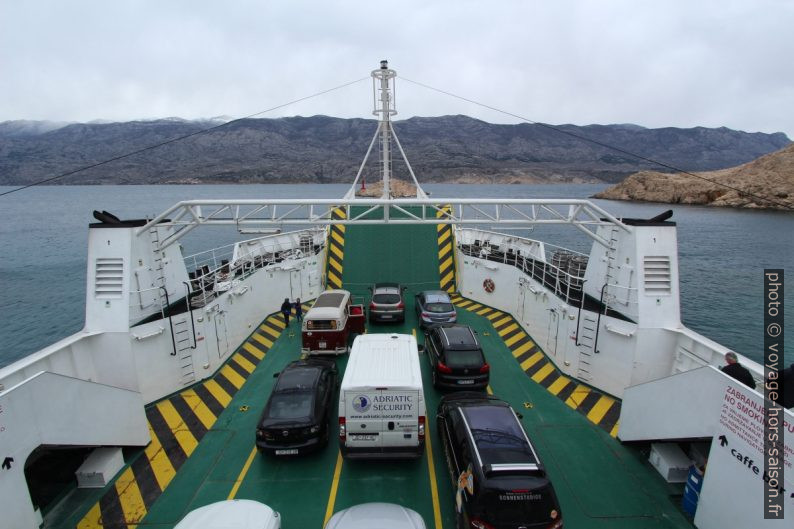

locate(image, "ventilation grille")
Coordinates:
643 256 671 294
95 258 124 298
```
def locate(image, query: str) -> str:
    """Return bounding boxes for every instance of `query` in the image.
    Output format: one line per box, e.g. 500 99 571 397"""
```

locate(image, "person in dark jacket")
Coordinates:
294 298 303 323
280 298 292 326
720 351 756 389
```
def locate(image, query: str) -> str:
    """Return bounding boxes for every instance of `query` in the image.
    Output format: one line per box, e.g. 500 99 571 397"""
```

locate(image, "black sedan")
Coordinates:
256 358 337 456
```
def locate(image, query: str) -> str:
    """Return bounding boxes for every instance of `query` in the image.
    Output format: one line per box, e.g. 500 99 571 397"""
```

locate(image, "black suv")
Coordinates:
425 324 489 390
437 393 563 529
256 358 337 456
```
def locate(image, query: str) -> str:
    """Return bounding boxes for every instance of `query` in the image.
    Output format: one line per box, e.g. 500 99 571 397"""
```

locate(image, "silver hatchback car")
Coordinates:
368 282 406 323
415 290 457 328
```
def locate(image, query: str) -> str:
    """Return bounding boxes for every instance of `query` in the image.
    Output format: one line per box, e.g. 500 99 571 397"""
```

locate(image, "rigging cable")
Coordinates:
0 76 369 198
401 77 794 211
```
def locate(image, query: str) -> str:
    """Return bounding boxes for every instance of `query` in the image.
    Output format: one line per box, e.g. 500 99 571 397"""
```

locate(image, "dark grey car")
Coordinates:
415 290 456 328
368 283 406 323
425 324 489 390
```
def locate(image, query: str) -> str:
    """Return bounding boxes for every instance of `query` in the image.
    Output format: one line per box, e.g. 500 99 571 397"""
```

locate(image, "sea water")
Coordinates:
0 184 790 368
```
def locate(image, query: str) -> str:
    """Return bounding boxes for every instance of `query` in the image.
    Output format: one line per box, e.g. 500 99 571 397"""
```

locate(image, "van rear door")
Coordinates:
376 389 421 449
343 390 383 450
343 389 422 450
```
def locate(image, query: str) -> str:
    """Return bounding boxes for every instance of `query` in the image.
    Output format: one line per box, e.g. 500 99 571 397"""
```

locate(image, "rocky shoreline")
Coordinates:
594 144 794 211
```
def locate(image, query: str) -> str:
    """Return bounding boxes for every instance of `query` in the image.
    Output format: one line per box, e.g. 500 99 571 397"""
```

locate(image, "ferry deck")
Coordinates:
41 221 695 529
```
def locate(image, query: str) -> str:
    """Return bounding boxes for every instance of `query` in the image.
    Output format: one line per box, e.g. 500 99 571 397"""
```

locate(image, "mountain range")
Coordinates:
0 115 789 185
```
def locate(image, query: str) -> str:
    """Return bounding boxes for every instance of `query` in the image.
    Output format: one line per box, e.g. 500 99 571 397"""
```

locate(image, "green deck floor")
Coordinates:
47 221 695 528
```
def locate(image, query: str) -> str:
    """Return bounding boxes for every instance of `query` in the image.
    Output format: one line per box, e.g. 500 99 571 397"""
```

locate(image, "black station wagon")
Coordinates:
437 393 563 529
256 358 337 456
425 324 489 390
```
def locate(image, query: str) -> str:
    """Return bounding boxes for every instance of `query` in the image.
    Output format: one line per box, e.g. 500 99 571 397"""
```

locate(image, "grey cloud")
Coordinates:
0 0 791 137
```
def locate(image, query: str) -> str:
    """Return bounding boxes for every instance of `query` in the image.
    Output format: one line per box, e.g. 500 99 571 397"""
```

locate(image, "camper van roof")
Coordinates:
313 291 347 308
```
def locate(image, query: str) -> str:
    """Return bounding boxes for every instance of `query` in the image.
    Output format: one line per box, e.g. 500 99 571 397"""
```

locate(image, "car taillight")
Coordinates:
546 514 563 529
437 362 452 374
421 311 430 318
397 301 404 309
338 417 346 441
418 416 425 440
369 302 376 309
470 518 495 529
479 363 490 374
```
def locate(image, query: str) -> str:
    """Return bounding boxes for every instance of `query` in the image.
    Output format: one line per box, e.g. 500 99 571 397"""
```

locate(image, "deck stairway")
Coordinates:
619 365 757 441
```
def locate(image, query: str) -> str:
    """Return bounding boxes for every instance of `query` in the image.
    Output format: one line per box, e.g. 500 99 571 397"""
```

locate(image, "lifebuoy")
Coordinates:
483 278 495 293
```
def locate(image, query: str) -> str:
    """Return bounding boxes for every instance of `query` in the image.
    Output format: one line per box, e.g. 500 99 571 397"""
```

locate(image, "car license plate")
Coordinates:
457 379 475 385
275 449 299 455
319 341 326 349
352 434 377 441
381 314 392 319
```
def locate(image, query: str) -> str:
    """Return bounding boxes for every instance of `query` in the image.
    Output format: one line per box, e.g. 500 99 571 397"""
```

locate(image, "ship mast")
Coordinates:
346 61 426 199
373 60 396 198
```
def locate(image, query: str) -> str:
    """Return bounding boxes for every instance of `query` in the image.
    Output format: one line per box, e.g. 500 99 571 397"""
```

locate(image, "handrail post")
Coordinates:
159 286 177 356
594 283 608 354
183 282 197 349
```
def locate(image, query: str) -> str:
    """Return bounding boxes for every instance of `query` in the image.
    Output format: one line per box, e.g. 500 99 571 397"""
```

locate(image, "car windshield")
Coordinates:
275 367 318 391
373 293 400 304
425 302 454 313
445 349 484 368
267 392 313 420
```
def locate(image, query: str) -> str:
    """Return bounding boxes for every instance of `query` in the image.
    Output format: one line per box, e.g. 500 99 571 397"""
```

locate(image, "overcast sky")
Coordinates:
1 1 792 137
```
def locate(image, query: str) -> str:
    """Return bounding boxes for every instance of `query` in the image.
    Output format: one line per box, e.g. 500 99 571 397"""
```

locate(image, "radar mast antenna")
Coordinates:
346 61 426 199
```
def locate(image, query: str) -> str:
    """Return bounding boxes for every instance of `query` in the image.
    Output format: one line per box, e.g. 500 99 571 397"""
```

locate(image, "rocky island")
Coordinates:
594 143 794 211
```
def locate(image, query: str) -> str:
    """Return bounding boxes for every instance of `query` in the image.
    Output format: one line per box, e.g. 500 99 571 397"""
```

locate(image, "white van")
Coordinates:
338 334 426 459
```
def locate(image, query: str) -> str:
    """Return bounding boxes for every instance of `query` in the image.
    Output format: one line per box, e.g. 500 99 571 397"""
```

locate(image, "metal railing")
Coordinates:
459 241 589 306
138 198 630 250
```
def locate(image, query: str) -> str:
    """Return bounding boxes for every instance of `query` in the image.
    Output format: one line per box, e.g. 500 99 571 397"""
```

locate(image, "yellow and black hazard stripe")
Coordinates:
437 204 456 293
75 309 298 528
326 207 346 289
450 295 621 437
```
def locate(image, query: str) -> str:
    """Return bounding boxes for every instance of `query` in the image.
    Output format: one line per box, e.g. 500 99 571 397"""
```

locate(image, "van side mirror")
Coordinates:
516 412 524 420
273 372 280 378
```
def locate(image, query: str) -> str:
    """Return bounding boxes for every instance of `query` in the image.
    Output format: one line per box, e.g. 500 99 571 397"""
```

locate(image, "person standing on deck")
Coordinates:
294 298 303 324
281 298 292 326
720 351 756 389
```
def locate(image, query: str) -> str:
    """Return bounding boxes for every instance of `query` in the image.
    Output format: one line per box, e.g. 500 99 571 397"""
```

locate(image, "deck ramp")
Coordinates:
340 207 441 295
